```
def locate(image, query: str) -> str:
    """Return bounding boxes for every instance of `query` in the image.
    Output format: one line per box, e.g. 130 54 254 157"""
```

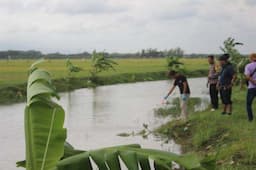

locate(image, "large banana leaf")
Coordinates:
56 144 214 170
24 64 66 170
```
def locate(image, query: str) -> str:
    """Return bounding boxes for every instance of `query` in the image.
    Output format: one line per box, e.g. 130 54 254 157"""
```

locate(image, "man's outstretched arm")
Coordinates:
164 86 175 99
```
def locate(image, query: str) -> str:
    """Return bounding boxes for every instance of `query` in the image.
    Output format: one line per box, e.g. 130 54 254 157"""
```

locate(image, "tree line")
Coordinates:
0 48 229 59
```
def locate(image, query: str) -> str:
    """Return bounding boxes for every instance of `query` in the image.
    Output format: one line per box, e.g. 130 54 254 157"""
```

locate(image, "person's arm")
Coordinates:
231 74 236 86
164 85 175 99
245 74 256 85
230 68 237 86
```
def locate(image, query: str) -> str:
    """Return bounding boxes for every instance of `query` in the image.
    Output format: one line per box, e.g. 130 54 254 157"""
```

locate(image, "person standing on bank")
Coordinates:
244 53 256 122
218 54 236 115
207 55 219 111
164 70 191 119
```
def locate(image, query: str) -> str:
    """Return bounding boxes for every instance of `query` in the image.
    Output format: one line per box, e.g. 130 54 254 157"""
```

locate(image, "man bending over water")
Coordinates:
164 70 191 119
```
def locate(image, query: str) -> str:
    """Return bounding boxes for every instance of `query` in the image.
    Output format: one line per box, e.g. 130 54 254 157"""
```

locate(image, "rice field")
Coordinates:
0 58 208 88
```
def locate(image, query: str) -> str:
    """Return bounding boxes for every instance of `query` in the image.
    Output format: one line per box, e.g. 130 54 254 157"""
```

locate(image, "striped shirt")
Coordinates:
208 64 219 85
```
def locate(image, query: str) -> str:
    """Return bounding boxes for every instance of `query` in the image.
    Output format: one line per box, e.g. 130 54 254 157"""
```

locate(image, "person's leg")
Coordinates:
180 94 189 120
180 97 184 118
209 84 215 109
183 94 189 119
246 89 255 121
226 104 231 114
212 84 219 109
223 105 227 114
220 88 227 114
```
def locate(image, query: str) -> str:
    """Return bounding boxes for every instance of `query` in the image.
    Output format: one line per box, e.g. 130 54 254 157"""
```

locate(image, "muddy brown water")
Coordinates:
0 78 209 169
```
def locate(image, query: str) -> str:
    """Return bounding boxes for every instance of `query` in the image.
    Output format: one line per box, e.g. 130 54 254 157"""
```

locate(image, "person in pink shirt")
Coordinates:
244 53 256 122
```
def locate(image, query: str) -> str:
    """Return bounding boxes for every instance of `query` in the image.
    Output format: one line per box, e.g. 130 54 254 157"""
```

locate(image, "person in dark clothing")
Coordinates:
164 70 191 119
218 54 236 115
244 53 256 122
207 55 219 111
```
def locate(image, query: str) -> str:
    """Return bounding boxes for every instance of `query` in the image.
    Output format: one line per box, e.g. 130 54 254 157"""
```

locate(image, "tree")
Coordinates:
220 37 243 64
66 59 83 74
90 51 118 83
220 37 245 88
166 56 184 72
166 47 184 58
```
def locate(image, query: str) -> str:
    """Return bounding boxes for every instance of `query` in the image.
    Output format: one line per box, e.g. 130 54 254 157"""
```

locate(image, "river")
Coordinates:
0 77 209 169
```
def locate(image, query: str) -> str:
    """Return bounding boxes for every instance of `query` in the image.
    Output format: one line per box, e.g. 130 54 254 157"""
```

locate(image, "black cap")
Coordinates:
219 53 230 61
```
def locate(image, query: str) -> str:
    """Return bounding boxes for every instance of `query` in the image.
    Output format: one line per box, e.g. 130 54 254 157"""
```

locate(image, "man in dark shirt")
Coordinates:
164 70 191 119
218 54 236 115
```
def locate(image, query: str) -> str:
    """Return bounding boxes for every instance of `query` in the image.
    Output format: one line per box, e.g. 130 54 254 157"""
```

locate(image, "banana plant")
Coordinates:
166 56 184 72
55 144 215 170
237 58 250 89
18 60 215 170
66 59 83 73
90 51 117 83
220 37 243 64
21 60 67 170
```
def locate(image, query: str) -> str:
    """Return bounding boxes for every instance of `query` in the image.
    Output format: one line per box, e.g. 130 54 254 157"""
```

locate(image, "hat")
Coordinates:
219 53 230 61
250 53 256 61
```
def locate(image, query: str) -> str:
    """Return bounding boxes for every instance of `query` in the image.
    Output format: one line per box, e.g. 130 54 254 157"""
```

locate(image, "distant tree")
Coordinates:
166 56 184 72
90 51 118 83
220 37 243 64
66 59 83 74
166 47 184 58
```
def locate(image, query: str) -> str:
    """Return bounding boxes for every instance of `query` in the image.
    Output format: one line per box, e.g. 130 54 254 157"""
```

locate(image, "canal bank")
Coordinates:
0 69 207 104
155 87 256 170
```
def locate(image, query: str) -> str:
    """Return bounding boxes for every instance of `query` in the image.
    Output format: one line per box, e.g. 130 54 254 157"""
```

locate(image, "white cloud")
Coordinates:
0 0 255 54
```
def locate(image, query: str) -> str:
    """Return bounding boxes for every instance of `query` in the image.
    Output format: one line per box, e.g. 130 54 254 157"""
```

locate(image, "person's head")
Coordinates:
249 53 256 62
208 55 215 64
218 53 230 66
168 70 178 79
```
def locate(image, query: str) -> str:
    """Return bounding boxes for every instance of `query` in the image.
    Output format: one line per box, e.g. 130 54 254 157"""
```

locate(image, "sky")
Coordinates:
0 0 255 54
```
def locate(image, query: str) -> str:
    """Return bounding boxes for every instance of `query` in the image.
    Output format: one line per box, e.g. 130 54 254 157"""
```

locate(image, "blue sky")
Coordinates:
0 0 255 54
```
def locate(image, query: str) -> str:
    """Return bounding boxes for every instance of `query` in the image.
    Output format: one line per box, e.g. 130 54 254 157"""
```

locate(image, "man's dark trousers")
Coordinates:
210 84 219 109
247 88 256 121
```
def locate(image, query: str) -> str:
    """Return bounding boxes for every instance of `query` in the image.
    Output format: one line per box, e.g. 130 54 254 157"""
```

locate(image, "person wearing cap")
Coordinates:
164 70 191 119
218 54 236 115
207 55 220 111
244 53 256 122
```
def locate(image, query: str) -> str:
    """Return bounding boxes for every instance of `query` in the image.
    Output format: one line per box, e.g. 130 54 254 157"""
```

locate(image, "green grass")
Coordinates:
0 58 208 104
155 87 256 169
0 58 208 88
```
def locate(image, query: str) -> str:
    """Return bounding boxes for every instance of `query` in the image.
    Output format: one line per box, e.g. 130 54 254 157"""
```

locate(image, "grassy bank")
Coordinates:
155 87 256 170
0 58 208 104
